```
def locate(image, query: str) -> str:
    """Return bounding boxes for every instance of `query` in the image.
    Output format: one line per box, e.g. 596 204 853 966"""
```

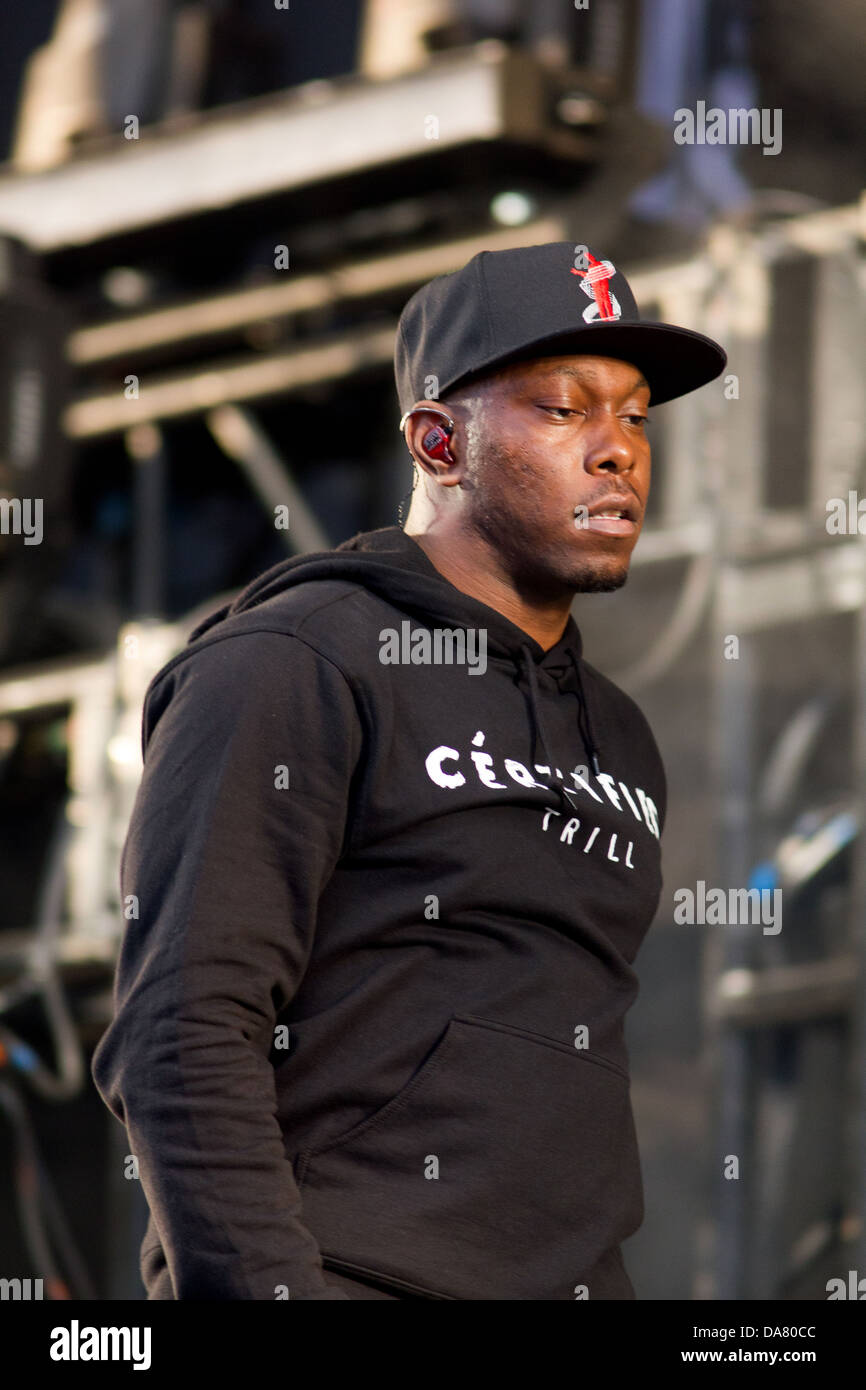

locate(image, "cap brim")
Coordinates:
444 322 727 407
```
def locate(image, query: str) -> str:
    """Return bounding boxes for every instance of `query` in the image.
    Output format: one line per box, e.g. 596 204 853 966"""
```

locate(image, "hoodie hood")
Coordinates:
189 526 602 812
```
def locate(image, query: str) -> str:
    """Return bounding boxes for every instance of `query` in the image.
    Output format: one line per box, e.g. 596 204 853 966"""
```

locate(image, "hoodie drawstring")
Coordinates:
519 644 602 815
568 647 602 778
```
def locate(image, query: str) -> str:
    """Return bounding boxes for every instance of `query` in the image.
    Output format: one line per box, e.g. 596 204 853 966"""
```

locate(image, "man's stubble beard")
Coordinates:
461 438 632 596
570 567 630 593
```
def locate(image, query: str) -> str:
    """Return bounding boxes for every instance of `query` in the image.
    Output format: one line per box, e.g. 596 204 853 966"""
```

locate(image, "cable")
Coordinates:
0 1079 71 1299
0 810 86 1101
756 694 835 819
611 548 716 692
34 1150 97 1300
0 806 98 1297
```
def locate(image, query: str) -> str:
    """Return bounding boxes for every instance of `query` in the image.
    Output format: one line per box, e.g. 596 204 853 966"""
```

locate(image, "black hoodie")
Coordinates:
91 524 667 1301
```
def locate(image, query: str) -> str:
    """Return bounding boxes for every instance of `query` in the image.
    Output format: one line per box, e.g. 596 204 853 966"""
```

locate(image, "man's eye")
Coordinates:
540 406 580 418
623 414 650 427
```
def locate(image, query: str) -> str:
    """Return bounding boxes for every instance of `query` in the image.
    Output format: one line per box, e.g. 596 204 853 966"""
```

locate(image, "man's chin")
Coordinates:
570 566 630 594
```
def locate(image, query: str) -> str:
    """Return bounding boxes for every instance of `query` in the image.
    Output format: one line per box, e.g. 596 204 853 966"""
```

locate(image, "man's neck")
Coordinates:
405 527 571 652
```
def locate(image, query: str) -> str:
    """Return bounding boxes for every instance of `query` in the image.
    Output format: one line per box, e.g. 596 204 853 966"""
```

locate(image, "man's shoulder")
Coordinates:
146 577 395 703
194 576 399 660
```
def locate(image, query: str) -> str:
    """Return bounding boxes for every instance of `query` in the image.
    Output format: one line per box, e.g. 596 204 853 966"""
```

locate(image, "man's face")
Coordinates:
448 354 652 595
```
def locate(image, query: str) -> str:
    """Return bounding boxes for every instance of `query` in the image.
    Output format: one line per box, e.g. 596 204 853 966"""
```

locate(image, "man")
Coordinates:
92 241 726 1300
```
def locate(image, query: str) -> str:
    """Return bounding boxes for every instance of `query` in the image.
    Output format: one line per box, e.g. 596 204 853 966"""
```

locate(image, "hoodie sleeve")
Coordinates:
91 629 363 1300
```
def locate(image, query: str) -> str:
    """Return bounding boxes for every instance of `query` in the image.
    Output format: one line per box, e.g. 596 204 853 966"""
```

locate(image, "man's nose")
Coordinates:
580 420 637 474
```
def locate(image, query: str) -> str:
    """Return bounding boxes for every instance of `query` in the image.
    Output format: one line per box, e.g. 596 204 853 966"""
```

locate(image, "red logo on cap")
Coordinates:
570 253 622 323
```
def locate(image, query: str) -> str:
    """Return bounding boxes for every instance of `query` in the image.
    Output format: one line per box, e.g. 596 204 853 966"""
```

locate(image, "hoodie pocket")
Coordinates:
296 1014 643 1300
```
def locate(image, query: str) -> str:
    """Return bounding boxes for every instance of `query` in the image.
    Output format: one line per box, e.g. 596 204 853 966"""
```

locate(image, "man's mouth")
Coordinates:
574 498 639 537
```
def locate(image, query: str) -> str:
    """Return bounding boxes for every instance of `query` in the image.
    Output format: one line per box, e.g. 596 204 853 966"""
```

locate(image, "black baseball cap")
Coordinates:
395 240 726 415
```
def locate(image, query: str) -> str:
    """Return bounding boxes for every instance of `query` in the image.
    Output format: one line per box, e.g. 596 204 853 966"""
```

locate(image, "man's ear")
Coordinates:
403 404 457 469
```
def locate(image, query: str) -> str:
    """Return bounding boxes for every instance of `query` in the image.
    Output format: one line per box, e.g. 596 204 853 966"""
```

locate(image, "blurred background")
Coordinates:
0 0 864 1301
